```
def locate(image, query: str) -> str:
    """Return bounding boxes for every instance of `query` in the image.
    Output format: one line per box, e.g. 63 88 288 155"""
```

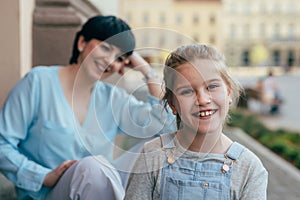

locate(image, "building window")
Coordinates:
260 4 266 14
273 50 280 66
209 14 215 25
273 23 280 39
209 35 215 45
142 34 149 46
176 35 183 45
242 51 250 66
260 23 265 38
230 24 236 39
159 35 165 47
244 4 250 14
126 12 132 22
273 3 280 13
287 3 296 13
287 51 294 66
243 24 250 39
193 14 199 25
143 12 149 24
160 13 166 25
230 3 236 13
288 23 295 39
176 14 183 25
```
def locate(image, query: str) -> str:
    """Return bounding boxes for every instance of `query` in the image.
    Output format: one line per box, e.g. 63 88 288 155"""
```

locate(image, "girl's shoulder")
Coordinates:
234 144 267 173
143 133 176 153
143 136 164 153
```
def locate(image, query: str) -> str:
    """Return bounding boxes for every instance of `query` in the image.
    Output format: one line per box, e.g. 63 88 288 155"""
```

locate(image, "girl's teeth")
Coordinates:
199 111 213 117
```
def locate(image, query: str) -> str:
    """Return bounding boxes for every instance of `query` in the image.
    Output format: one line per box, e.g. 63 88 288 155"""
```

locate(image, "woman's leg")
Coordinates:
45 155 124 200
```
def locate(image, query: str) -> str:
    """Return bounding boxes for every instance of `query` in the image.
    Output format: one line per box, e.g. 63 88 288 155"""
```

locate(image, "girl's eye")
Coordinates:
207 84 218 90
180 89 194 95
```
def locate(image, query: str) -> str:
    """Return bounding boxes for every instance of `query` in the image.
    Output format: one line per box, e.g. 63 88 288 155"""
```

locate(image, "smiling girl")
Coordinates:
125 44 268 200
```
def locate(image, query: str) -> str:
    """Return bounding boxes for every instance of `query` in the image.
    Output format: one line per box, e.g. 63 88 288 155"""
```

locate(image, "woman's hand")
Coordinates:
120 51 151 75
43 160 77 187
125 51 163 98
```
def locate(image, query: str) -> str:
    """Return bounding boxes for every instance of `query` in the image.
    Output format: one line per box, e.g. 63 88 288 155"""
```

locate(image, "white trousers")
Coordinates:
45 155 124 200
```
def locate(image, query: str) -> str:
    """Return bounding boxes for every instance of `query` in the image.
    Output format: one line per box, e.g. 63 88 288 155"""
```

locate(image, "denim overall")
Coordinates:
160 133 245 200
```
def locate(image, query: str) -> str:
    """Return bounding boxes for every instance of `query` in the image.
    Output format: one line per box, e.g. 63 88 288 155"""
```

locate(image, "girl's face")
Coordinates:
170 59 231 135
78 37 127 81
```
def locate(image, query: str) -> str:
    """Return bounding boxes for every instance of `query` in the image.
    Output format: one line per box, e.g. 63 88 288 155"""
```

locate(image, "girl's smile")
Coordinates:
192 109 218 119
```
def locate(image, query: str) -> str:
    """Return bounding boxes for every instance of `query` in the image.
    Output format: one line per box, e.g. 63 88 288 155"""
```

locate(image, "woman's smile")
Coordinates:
94 59 112 73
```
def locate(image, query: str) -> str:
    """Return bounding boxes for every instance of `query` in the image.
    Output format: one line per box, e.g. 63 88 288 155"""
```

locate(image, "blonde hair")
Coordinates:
163 44 243 129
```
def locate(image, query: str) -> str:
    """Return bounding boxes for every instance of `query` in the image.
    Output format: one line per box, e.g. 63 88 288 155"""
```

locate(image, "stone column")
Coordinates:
0 0 35 106
33 0 82 66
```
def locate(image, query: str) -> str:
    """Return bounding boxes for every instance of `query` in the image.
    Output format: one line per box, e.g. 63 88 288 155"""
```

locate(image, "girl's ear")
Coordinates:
227 88 233 105
167 93 179 115
227 87 232 97
77 35 86 52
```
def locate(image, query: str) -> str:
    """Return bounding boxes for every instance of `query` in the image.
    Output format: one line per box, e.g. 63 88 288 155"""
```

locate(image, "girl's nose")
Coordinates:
195 90 212 106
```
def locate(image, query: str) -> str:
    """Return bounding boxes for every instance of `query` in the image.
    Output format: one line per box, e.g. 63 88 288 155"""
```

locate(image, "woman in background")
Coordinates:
0 15 175 199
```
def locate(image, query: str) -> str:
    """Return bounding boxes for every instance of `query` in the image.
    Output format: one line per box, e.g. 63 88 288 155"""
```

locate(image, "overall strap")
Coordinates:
226 142 245 160
160 133 176 149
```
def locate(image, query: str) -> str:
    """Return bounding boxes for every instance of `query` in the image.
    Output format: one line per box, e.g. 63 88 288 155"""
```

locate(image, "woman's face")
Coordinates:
78 38 127 81
170 59 231 135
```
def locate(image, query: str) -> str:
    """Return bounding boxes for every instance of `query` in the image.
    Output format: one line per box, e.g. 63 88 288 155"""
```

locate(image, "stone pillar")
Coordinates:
33 0 82 66
0 0 35 107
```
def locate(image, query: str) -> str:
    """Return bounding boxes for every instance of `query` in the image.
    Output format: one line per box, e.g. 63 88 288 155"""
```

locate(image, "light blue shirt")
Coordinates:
0 66 175 199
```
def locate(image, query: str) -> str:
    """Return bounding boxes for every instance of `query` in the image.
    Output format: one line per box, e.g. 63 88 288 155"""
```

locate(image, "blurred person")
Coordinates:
260 69 282 114
125 44 268 200
0 15 175 200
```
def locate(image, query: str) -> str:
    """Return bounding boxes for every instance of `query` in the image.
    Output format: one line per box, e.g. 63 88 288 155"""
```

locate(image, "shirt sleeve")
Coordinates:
125 148 155 200
110 88 176 138
0 70 51 192
239 152 268 200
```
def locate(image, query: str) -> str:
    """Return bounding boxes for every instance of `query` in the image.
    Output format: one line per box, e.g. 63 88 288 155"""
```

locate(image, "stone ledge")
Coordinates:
0 173 17 200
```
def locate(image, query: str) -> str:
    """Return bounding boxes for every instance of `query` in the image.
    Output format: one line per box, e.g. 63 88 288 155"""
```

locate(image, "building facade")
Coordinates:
119 0 300 67
223 0 300 67
119 0 223 62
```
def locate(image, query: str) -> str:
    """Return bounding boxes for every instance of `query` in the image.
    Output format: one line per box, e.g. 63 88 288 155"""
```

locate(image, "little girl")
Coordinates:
125 44 268 200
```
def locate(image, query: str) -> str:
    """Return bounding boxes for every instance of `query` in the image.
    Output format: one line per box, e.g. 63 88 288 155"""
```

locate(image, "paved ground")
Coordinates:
0 173 17 199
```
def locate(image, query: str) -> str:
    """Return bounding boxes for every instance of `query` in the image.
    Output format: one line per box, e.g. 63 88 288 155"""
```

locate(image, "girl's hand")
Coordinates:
43 160 77 187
